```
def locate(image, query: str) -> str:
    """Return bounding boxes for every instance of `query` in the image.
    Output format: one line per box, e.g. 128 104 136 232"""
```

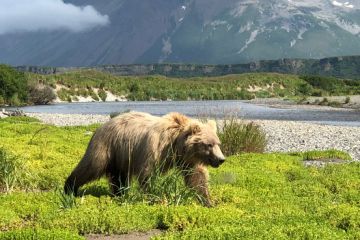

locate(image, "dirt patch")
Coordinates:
86 230 163 240
303 158 347 167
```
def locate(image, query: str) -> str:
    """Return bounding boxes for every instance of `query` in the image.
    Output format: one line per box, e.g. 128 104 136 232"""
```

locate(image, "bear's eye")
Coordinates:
207 144 213 148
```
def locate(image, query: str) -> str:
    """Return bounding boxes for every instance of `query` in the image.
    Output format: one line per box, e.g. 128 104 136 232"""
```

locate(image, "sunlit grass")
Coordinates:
0 117 359 239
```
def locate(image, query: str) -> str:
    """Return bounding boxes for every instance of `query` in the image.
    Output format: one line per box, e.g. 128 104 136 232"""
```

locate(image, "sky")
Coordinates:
0 0 109 35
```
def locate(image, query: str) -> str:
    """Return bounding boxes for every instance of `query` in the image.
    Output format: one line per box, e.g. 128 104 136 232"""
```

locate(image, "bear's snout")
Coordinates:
208 156 225 168
212 145 225 166
208 151 226 168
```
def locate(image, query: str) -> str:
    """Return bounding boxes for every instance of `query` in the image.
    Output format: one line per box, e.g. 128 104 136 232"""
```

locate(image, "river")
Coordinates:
13 100 360 127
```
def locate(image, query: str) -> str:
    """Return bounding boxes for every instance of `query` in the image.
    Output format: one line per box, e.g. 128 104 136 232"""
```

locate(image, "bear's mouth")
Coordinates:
208 158 224 168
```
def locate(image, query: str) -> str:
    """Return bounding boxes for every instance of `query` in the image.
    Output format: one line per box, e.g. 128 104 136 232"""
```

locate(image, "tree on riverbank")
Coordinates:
0 65 28 106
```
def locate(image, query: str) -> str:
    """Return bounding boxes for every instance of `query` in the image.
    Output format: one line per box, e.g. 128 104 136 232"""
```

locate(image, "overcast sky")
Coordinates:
0 0 110 35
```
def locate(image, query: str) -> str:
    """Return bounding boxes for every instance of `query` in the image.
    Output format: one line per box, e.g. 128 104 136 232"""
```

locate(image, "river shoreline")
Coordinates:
247 96 360 110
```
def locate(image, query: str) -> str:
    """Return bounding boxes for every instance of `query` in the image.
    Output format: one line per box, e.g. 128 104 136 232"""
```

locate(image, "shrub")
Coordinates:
311 89 324 97
99 82 105 89
0 148 20 193
98 89 107 102
57 89 69 101
77 88 88 97
345 96 351 104
28 84 56 105
89 89 99 101
300 75 341 93
297 97 308 104
0 65 28 105
0 96 4 106
319 97 329 105
218 118 267 155
298 83 313 95
9 93 21 106
72 96 79 102
328 101 342 108
128 82 140 93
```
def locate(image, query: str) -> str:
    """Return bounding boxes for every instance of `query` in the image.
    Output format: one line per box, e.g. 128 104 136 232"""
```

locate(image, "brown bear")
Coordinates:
64 111 225 206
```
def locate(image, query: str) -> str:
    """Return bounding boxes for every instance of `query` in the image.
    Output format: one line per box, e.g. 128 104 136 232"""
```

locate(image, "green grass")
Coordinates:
300 149 352 161
0 118 359 239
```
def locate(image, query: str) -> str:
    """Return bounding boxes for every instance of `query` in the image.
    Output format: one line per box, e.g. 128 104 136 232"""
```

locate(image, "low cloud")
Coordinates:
0 0 110 35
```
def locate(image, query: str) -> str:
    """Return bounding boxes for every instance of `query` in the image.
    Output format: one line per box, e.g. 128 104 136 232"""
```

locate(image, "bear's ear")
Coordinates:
190 123 201 135
184 122 201 136
207 120 217 132
169 112 188 127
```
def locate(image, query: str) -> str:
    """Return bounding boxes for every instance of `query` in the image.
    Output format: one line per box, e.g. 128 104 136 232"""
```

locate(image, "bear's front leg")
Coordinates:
184 164 212 207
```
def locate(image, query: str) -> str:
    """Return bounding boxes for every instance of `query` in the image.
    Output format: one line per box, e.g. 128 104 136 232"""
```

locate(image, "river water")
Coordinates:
13 100 360 127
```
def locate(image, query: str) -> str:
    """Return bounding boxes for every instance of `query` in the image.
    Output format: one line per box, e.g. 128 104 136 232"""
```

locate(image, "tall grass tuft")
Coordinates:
0 148 20 193
57 187 78 209
142 167 202 206
114 165 201 206
218 117 267 155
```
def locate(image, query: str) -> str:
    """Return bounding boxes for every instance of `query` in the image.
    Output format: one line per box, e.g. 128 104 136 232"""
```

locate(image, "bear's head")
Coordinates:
178 120 226 168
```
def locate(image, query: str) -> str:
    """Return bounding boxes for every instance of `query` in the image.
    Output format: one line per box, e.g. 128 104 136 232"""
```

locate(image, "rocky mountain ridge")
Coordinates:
17 55 360 79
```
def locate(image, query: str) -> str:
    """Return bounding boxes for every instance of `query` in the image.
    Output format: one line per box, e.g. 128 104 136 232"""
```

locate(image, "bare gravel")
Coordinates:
27 113 110 126
252 120 360 161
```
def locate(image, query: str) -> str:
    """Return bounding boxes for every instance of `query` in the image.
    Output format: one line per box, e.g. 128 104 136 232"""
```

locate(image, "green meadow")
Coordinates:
0 117 359 239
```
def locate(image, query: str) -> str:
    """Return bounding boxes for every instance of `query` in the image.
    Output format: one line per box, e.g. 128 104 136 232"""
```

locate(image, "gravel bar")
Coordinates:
26 113 360 161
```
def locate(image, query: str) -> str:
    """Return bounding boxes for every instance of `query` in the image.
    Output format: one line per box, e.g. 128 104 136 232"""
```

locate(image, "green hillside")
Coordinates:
1 65 360 106
26 70 360 102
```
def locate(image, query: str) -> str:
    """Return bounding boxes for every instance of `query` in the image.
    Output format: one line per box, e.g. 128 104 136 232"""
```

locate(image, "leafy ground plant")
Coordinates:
0 228 85 240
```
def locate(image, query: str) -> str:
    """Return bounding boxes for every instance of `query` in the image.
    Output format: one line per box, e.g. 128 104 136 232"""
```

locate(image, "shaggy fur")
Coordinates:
64 112 225 206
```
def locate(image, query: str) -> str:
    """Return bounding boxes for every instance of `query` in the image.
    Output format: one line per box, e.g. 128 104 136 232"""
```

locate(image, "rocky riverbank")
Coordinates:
27 113 110 126
25 113 360 161
248 96 360 110
253 120 360 161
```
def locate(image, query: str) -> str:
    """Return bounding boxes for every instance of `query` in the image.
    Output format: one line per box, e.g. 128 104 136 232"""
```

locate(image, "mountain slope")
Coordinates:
16 56 360 80
1 0 360 66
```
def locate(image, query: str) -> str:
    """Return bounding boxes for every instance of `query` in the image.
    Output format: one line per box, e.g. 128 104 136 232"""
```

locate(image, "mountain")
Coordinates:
16 56 360 80
1 0 360 66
